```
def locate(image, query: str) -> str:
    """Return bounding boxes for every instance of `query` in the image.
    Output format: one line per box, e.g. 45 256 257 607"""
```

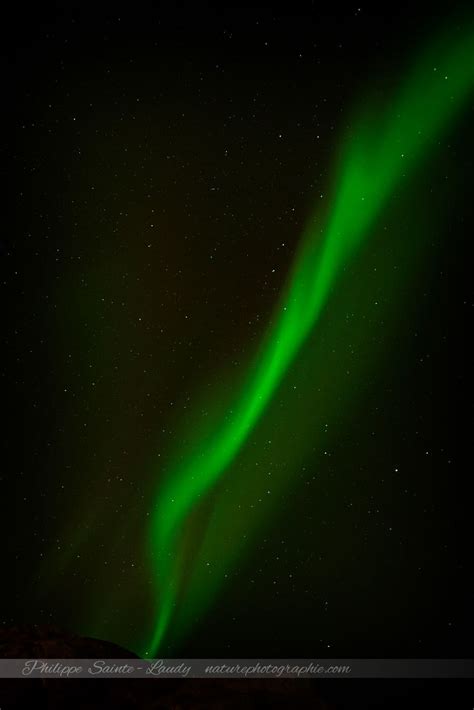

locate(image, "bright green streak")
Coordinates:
146 24 474 656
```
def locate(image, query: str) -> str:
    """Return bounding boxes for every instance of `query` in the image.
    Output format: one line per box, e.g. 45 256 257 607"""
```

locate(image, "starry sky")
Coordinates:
2 3 474 659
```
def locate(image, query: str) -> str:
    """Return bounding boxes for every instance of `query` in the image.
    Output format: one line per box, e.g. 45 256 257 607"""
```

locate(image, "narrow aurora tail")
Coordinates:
145 23 474 656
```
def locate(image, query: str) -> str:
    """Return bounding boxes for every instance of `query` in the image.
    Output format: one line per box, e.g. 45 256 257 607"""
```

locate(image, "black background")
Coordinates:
1 2 473 696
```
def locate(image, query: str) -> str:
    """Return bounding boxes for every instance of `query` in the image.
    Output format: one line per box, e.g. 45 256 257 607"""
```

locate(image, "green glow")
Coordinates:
145 24 474 656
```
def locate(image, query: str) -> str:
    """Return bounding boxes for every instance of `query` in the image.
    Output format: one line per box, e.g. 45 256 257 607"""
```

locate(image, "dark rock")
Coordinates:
0 625 331 708
0 624 138 660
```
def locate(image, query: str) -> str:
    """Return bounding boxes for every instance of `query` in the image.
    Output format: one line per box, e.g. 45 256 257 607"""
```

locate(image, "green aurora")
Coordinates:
145 23 474 657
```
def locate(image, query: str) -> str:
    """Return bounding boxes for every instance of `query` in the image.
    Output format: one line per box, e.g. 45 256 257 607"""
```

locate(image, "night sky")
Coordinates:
2 3 473 661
